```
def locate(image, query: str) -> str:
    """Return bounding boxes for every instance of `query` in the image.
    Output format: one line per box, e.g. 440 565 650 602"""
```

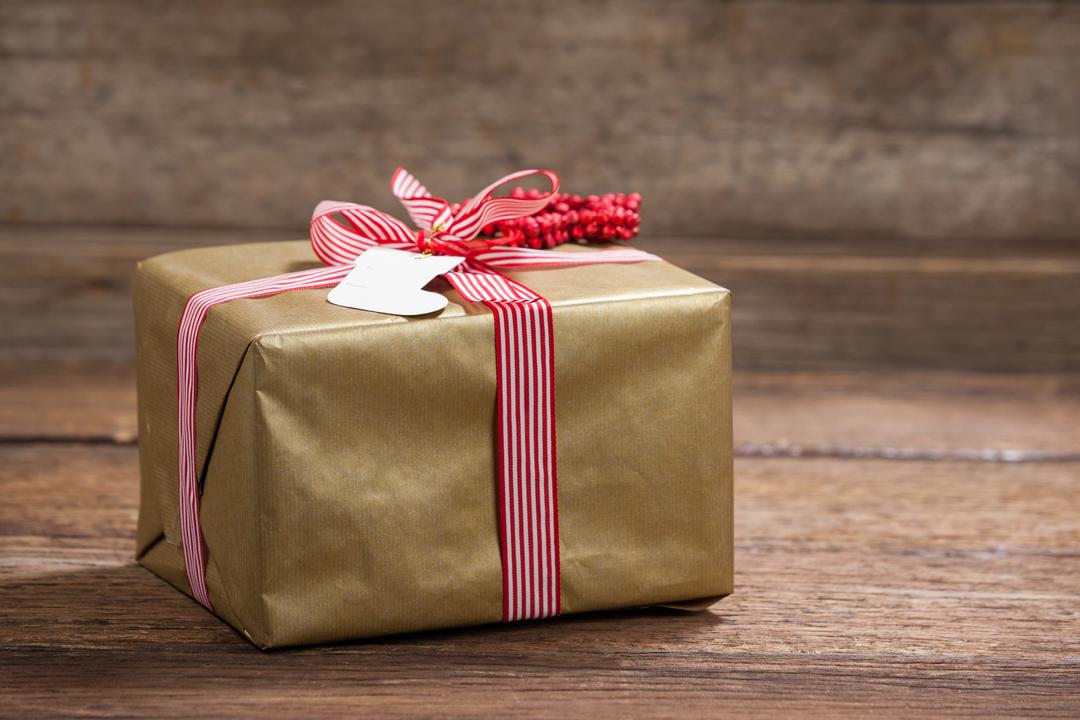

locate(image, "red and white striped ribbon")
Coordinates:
443 271 559 620
177 265 351 608
176 168 658 620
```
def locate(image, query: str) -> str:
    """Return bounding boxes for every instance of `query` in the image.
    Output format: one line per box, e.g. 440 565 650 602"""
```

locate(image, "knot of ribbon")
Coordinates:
175 167 659 623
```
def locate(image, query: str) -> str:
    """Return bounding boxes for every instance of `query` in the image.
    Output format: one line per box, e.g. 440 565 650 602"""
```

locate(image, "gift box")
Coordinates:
133 174 733 649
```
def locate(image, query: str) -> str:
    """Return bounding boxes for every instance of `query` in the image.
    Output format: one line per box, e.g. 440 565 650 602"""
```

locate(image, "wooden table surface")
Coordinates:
2 230 1079 717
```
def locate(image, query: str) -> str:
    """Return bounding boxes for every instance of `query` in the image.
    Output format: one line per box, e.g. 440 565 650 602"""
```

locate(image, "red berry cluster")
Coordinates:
455 188 642 250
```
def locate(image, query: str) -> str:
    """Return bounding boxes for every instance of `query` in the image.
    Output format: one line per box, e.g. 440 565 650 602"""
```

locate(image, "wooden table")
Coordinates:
2 230 1079 717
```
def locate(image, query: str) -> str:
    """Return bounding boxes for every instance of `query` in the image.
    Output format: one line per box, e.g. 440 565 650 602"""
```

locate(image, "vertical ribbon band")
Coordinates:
445 271 560 620
177 266 351 609
175 168 658 621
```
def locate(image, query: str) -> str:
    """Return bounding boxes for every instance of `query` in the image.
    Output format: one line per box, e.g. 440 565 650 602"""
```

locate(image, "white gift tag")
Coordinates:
327 247 465 316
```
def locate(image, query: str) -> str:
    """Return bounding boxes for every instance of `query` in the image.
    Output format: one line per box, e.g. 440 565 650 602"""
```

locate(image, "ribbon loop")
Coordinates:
309 201 417 266
392 166 454 232
446 169 560 241
391 167 561 242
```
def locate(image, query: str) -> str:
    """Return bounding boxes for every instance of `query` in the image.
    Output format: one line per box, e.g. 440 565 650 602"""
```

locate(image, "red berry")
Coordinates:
461 186 643 249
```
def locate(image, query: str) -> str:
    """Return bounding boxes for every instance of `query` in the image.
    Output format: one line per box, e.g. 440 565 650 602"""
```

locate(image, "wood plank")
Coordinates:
667 245 1080 373
0 225 291 363
2 444 1078 716
0 361 136 443
734 370 1080 461
2 1 1079 246
4 225 1080 372
3 360 1080 462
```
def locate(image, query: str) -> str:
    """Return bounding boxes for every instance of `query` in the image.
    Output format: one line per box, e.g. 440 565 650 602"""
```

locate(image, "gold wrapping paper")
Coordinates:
133 240 733 648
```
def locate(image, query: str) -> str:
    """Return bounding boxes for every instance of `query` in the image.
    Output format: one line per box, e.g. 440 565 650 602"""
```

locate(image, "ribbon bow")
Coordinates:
176 168 658 623
310 166 655 270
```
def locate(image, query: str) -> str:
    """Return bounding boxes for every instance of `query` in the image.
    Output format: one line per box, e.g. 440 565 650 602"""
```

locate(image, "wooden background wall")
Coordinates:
2 1 1079 371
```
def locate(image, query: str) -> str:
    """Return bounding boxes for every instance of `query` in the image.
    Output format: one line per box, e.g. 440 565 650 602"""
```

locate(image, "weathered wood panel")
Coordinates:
2 444 1078 717
0 361 136 443
0 225 277 363
694 245 1080 372
3 226 1079 372
5 361 1080 461
2 1 1079 245
734 370 1080 460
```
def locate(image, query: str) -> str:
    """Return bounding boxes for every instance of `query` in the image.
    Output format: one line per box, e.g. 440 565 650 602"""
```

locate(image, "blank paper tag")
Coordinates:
327 247 465 316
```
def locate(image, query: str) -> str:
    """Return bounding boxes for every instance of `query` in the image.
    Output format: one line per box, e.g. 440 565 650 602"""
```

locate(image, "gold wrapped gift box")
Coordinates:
133 240 733 648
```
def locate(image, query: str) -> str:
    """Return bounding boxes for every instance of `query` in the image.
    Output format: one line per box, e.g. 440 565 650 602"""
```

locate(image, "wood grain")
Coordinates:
2 443 1078 717
0 225 285 364
0 362 136 443
4 360 1080 462
5 225 1080 372
734 370 1080 461
656 240 1080 373
2 1 1079 246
